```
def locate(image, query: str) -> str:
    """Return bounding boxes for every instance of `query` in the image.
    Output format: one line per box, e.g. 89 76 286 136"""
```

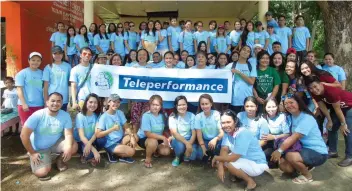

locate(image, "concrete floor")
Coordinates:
1 135 352 191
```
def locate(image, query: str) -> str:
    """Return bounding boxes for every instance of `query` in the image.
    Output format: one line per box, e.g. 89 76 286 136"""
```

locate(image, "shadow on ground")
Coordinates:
1 136 352 191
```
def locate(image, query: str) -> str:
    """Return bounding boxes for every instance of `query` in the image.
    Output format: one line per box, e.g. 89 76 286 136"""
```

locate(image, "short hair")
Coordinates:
224 21 230 24
278 15 286 20
169 17 177 21
80 46 92 54
48 92 63 100
136 49 150 62
324 52 334 59
272 41 281 46
4 76 14 83
295 15 304 21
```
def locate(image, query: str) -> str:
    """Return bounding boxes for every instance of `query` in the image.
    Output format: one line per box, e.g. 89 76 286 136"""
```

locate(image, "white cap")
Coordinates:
29 52 42 59
253 44 263 48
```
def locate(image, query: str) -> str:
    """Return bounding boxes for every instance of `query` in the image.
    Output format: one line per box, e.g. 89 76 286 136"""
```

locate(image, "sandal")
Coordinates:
56 157 68 172
80 156 87 164
144 161 153 168
292 175 313 184
38 175 51 181
90 159 98 167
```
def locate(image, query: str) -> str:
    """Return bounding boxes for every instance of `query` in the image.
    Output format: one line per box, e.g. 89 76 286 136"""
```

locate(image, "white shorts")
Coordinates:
227 158 268 177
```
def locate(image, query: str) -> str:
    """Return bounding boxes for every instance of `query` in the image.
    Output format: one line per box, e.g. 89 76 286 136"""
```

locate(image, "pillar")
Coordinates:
84 0 94 26
258 0 269 28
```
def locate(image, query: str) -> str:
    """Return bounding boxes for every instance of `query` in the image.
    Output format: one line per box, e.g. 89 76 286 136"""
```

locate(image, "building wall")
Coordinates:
1 1 84 76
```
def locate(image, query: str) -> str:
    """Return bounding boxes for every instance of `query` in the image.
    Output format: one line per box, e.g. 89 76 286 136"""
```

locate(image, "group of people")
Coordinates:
1 11 351 190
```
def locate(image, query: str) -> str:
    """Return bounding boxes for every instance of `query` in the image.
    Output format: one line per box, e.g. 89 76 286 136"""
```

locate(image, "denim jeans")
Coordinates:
195 139 222 159
171 138 199 160
78 139 104 160
68 54 79 67
328 108 352 158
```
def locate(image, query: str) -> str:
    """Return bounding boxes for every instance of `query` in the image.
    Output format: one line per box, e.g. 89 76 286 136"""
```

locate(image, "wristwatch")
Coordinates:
278 148 284 154
341 122 346 126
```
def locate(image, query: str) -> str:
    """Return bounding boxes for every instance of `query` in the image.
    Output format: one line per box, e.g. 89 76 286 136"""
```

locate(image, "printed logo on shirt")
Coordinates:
257 74 274 93
39 120 63 135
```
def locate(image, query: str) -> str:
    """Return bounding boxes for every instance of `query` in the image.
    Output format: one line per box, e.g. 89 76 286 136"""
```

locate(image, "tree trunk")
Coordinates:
310 22 317 51
317 1 352 90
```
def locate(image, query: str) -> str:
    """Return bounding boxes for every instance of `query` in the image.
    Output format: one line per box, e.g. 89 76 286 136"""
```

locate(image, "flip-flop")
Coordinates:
144 161 152 168
38 175 51 181
292 175 313 184
56 158 68 172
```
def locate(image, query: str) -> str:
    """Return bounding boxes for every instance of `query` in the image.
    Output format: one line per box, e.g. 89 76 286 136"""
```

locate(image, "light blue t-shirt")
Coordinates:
50 32 67 49
246 31 257 50
194 110 221 141
142 31 157 43
87 32 96 52
97 110 127 148
255 31 269 47
137 111 165 139
175 61 186 69
193 31 210 46
124 31 140 54
322 65 346 82
292 26 311 51
74 35 90 55
291 112 328 155
110 33 125 56
179 31 195 55
42 62 71 104
225 62 257 106
66 36 77 55
125 61 138 67
221 128 267 164
169 112 195 140
267 33 280 55
157 29 168 50
266 113 289 135
267 19 279 29
214 36 231 54
25 108 72 150
74 113 98 142
94 33 110 54
229 30 242 46
15 68 44 107
69 64 92 102
208 30 217 53
167 26 182 51
147 61 165 68
275 26 292 54
237 112 269 140
190 65 213 69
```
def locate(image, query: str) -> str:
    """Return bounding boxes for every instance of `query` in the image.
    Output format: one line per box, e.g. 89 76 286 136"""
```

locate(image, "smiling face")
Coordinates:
207 54 215 65
284 98 299 115
244 100 257 118
108 100 121 111
221 115 237 134
239 46 251 59
218 55 228 67
300 63 311 76
285 61 296 76
200 98 212 113
111 55 122 66
138 50 148 64
86 96 99 113
186 57 195 68
273 54 283 68
259 54 270 68
324 55 334 66
28 56 42 69
164 53 174 68
265 100 278 118
153 53 161 63
308 81 324 96
150 99 162 114
155 22 162 30
231 53 239 62
46 94 62 112
176 99 188 115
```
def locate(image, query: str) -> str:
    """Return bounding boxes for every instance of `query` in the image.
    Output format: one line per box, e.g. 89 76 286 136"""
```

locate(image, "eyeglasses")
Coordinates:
281 93 294 101
82 52 92 57
129 25 135 27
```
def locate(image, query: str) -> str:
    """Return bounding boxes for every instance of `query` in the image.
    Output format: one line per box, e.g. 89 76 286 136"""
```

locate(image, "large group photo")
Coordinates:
1 1 352 191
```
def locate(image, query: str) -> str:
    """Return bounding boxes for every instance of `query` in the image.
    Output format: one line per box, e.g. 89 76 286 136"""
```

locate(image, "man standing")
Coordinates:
275 15 292 55
20 92 77 180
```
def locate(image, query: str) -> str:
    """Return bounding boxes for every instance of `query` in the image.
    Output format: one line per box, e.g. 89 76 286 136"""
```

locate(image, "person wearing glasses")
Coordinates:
70 47 93 110
124 21 140 63
110 23 125 61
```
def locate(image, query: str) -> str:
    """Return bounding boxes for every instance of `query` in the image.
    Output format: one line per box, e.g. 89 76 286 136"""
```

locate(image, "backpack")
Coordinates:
231 60 252 73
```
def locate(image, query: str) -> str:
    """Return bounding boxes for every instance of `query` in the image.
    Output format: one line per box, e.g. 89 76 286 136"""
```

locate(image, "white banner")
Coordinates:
90 65 233 103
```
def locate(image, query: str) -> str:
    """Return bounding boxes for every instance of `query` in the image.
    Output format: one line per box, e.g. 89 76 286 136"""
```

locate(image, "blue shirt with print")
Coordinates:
74 113 98 142
97 110 127 148
94 33 110 54
237 112 269 140
110 33 125 56
169 112 195 140
137 111 165 139
50 32 67 49
292 26 311 51
15 68 44 107
179 31 195 55
275 27 292 54
194 110 221 140
167 26 182 51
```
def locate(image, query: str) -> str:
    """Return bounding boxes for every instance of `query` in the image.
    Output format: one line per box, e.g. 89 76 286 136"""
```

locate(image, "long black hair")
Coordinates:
243 96 260 120
108 23 116 34
125 49 137 64
270 52 286 71
221 109 240 127
283 93 314 117
256 50 270 69
262 97 280 121
240 21 254 46
98 24 108 39
172 95 188 118
299 61 332 78
66 26 76 48
215 53 228 69
82 93 102 116
145 20 156 37
78 25 89 44
116 22 124 37
197 41 207 52
89 23 98 36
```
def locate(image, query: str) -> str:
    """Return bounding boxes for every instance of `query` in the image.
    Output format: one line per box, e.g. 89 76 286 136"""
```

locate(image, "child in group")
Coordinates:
74 93 102 166
137 95 171 168
95 94 136 163
195 94 224 161
2 77 18 109
43 46 71 111
2 76 19 135
64 26 78 67
15 52 44 125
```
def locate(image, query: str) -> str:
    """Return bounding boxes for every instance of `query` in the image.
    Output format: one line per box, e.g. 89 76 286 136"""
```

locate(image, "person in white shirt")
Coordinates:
2 76 19 135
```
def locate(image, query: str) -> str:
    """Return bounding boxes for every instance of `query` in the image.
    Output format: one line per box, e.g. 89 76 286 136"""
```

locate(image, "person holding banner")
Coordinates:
137 95 171 168
70 47 93 110
96 94 136 163
162 51 177 114
195 94 224 162
124 50 137 67
225 45 257 114
169 96 199 167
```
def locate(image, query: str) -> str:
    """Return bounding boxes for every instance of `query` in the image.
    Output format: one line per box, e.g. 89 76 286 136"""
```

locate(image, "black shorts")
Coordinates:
138 137 163 149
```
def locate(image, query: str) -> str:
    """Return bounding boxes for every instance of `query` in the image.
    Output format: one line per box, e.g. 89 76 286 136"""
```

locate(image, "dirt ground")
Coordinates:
1 135 352 191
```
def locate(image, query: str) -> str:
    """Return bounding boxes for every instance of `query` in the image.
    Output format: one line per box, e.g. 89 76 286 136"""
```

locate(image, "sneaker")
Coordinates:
172 157 180 167
183 156 190 162
119 157 135 164
106 152 118 163
338 157 352 167
328 152 339 159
